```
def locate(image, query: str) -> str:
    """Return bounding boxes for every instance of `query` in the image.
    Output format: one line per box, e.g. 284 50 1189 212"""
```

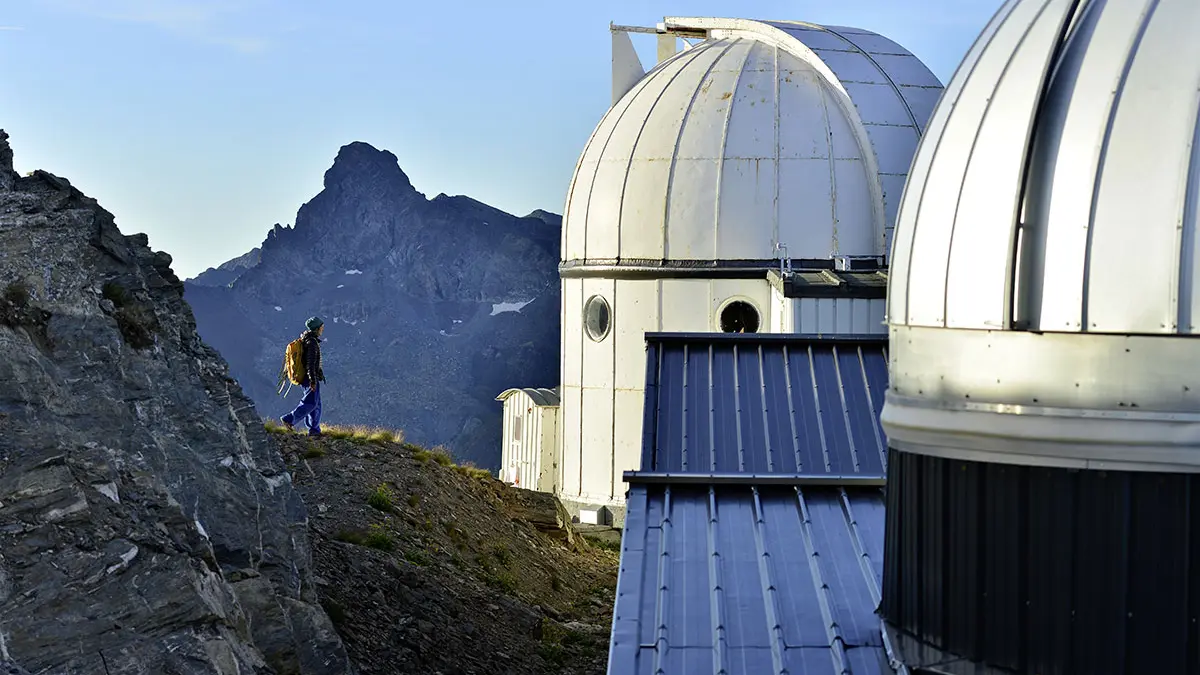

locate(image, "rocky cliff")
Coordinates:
0 130 353 674
183 142 561 468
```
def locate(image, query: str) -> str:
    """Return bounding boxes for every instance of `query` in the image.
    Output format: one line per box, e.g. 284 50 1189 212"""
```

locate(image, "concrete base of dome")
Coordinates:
558 494 628 529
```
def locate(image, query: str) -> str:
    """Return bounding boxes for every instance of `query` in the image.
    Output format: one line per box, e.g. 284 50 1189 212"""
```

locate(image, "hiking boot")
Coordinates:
280 416 294 432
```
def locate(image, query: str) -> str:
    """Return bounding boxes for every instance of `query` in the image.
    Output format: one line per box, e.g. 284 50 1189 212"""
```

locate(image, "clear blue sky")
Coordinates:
1 0 1003 279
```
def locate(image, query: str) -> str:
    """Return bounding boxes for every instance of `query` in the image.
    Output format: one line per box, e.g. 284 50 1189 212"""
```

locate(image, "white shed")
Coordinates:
495 387 560 492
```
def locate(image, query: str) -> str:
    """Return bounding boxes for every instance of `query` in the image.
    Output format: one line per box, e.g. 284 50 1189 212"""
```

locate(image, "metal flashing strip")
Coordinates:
883 392 1200 473
559 259 890 299
560 257 841 279
623 471 887 486
644 332 889 345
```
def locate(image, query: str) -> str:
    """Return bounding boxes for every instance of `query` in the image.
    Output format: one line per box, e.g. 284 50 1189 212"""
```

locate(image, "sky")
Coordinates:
1 0 1005 279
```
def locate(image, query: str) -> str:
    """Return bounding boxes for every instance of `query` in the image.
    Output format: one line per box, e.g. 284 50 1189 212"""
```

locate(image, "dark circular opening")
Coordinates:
719 300 760 333
584 295 611 341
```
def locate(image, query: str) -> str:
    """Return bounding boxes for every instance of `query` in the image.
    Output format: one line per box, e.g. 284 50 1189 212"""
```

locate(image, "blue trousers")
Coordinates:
282 383 322 434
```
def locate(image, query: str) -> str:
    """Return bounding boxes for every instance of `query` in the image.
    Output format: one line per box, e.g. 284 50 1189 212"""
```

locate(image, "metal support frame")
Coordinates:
776 241 794 278
623 471 886 487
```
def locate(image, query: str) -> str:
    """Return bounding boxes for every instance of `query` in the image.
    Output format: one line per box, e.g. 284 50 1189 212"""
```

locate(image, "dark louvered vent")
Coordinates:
881 449 1200 675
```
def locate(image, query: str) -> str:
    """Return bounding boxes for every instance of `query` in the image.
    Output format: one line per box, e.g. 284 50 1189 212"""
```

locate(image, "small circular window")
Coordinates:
584 295 611 342
719 300 760 333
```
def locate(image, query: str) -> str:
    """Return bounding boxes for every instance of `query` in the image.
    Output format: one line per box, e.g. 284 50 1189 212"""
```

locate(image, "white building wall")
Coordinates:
709 280 772 332
579 276 616 502
611 278 660 504
560 283 584 498
559 276 776 507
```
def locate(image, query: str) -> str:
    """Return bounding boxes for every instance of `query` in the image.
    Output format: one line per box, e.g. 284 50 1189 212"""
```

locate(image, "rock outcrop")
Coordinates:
183 142 560 468
0 130 354 674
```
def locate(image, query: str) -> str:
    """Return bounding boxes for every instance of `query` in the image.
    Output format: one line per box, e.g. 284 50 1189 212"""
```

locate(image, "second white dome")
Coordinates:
561 21 943 266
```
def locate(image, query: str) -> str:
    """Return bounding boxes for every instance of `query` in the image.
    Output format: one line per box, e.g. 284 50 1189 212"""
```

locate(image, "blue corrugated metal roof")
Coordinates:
610 333 897 675
610 483 891 675
640 334 889 477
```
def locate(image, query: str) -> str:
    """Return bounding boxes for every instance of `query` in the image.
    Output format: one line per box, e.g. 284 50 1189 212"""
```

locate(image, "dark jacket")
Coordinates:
301 330 325 385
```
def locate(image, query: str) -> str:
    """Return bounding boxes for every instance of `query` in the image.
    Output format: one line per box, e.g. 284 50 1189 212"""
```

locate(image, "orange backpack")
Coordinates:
276 337 306 395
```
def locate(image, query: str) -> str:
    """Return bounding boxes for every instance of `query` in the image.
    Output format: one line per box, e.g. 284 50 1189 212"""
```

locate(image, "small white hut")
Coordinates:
494 387 560 492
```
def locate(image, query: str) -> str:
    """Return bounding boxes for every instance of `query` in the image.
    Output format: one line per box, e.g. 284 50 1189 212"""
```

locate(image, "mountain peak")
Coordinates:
323 141 415 193
524 209 562 227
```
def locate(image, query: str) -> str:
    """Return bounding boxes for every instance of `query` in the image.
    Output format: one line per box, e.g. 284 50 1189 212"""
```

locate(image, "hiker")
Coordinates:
280 316 326 436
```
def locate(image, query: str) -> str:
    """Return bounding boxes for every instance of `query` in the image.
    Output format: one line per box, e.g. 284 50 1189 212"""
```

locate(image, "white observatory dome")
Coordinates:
561 20 942 267
884 0 1200 472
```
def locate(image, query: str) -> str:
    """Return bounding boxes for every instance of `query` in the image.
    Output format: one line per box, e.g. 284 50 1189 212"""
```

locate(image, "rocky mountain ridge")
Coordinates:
191 245 262 287
184 141 561 468
0 129 353 674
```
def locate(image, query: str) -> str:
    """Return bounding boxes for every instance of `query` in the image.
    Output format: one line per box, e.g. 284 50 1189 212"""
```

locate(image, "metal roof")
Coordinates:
563 18 943 266
608 333 898 675
889 0 1200 335
641 334 890 476
494 387 560 407
609 483 893 675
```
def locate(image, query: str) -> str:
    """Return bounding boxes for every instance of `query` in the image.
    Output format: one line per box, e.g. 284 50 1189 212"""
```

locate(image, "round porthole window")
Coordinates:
584 295 611 342
719 300 760 333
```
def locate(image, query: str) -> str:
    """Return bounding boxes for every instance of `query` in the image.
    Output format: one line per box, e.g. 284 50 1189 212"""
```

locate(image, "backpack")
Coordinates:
276 337 306 395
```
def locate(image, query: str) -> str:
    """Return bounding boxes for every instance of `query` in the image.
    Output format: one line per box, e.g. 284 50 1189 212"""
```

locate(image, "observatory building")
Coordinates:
881 0 1200 671
549 17 944 521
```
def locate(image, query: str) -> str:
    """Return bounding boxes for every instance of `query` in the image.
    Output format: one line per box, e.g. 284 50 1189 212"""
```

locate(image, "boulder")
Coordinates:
499 486 578 549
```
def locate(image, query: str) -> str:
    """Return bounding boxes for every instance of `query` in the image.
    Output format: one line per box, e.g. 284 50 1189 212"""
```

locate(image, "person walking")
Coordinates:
281 316 326 436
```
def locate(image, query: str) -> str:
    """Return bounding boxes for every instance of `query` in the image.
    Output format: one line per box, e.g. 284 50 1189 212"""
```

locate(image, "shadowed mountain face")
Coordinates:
185 142 561 469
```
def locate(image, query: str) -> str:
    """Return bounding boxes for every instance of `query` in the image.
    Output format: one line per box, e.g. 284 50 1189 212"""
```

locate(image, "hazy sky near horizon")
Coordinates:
2 0 1004 279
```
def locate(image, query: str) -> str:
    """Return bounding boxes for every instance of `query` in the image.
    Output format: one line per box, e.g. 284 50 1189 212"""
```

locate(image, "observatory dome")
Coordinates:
561 20 942 268
883 0 1200 471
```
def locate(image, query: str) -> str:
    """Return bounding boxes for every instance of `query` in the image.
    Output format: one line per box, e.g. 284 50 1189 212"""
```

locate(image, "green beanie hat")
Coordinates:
305 316 324 331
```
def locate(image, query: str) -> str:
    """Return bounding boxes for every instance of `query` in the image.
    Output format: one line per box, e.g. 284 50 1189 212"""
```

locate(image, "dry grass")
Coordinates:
263 419 405 446
429 445 453 466
324 424 406 445
266 419 493 479
452 461 494 481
